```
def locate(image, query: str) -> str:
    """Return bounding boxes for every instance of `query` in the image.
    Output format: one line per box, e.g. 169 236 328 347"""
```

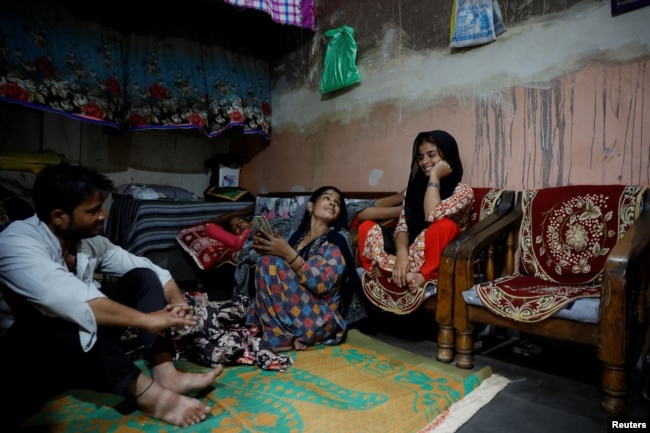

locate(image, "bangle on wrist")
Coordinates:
427 181 440 189
287 252 300 265
291 257 304 271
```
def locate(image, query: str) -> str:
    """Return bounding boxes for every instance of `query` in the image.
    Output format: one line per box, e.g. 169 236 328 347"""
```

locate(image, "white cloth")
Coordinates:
0 215 172 351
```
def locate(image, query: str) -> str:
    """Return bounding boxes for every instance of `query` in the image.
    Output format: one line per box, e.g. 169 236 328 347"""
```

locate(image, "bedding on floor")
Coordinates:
105 196 254 256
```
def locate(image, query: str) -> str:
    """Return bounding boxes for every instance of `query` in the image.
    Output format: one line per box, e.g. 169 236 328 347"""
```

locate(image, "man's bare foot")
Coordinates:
367 260 382 279
136 379 211 427
406 272 425 294
152 363 222 396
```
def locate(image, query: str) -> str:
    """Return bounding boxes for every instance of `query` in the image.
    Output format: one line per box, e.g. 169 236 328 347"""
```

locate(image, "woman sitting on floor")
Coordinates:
247 186 361 352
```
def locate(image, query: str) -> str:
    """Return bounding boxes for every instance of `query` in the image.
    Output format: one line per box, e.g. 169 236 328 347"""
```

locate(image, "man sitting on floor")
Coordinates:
0 163 221 429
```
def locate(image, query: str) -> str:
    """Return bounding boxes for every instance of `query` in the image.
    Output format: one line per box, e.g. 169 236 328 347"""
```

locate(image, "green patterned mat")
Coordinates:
21 330 494 432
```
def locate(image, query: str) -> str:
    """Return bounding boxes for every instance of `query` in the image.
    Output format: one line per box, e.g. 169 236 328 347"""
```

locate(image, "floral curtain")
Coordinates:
0 1 272 139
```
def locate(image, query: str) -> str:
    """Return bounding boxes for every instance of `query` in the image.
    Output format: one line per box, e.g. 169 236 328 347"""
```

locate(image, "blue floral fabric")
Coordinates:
0 1 271 138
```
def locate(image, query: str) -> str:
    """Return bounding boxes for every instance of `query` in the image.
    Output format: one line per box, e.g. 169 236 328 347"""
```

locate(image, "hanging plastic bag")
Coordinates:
450 0 507 49
320 25 361 94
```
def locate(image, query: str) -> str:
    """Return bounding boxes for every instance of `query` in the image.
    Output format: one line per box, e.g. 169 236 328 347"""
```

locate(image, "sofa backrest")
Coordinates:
518 184 647 284
470 187 505 226
255 192 394 228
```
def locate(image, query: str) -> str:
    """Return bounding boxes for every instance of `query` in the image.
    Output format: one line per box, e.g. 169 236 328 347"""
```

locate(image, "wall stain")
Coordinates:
467 60 649 191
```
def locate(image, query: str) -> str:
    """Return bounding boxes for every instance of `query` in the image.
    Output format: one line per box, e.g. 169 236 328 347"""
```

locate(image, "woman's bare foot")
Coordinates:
367 260 382 279
273 345 293 353
292 339 307 351
406 272 425 294
152 362 222 396
272 339 307 352
135 378 211 427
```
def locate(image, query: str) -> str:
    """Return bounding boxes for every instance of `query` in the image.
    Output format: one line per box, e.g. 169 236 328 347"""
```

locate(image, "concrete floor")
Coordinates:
371 312 650 433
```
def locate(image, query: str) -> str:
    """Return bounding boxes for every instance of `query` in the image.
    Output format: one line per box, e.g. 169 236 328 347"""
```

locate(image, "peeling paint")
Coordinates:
250 1 650 194
368 168 384 186
274 3 650 130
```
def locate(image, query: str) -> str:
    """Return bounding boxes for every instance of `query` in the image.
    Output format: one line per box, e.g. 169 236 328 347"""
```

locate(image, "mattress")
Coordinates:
104 197 254 256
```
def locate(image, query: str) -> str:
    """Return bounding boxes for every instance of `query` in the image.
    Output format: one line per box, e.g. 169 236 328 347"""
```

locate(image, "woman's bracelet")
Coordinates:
427 181 440 189
291 257 305 271
287 252 300 265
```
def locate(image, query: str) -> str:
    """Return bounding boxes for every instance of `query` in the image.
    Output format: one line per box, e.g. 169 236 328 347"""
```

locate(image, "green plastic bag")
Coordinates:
320 25 361 94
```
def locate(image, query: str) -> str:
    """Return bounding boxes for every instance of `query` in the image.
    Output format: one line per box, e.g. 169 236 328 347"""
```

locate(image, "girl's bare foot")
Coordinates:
406 272 425 294
135 378 211 427
152 362 222 396
292 339 307 351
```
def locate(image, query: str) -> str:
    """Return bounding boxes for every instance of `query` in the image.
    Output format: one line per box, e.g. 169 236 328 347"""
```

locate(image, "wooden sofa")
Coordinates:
448 185 650 414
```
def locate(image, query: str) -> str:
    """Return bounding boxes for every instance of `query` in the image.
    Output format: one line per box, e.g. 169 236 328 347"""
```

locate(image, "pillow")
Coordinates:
114 183 199 201
255 196 310 220
177 223 238 271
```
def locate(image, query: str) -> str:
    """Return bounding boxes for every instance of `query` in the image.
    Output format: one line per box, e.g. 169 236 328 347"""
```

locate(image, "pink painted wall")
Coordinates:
241 59 650 195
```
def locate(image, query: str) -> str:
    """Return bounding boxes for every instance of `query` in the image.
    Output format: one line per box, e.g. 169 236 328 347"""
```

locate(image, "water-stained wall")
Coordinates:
241 1 650 194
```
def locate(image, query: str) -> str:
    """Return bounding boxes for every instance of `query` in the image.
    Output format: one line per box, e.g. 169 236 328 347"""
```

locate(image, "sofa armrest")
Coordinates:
600 189 650 365
452 193 524 331
435 190 516 325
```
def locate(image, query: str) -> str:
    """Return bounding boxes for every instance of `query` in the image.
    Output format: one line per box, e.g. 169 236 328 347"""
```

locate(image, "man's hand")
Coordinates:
162 279 187 307
165 303 193 319
145 306 198 336
89 297 196 335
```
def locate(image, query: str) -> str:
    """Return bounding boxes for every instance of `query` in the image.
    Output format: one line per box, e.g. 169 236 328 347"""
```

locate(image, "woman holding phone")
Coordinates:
248 186 360 352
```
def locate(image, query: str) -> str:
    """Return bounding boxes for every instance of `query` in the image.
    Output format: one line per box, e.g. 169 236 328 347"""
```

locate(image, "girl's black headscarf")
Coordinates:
404 130 463 244
288 186 364 324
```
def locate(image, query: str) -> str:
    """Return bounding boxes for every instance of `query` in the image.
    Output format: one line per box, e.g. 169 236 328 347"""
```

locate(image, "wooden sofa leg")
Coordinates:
601 362 626 414
436 325 455 363
454 329 474 369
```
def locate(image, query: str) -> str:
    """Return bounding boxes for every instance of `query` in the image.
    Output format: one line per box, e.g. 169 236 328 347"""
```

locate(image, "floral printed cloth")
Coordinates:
172 292 293 372
0 1 271 138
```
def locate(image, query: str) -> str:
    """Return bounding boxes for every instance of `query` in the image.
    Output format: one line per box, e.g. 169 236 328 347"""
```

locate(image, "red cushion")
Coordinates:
177 223 237 271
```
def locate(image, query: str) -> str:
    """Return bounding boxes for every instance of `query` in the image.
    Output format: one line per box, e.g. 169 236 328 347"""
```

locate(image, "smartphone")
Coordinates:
252 215 272 235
